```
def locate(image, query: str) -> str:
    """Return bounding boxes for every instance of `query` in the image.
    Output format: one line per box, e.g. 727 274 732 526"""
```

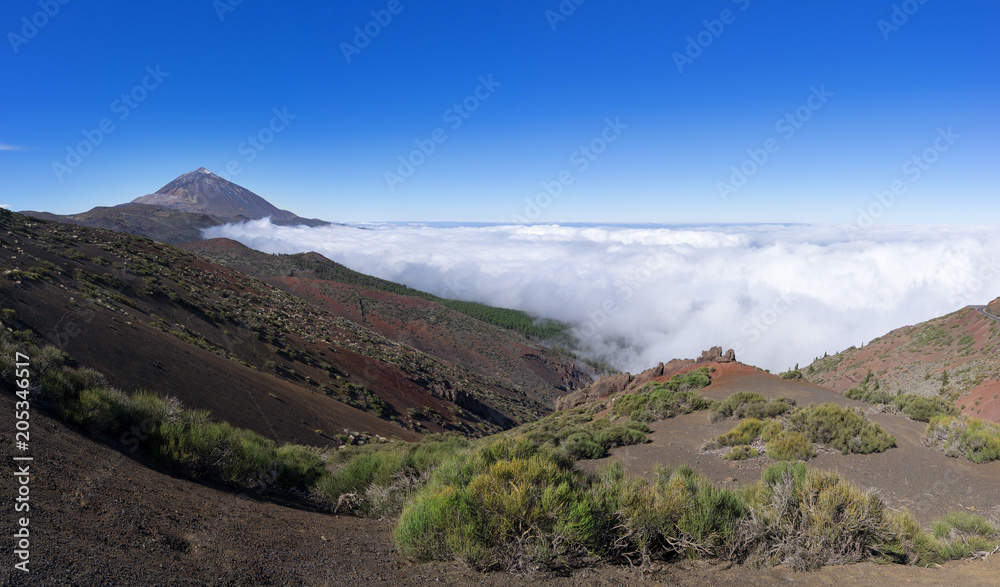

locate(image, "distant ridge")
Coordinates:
22 167 328 244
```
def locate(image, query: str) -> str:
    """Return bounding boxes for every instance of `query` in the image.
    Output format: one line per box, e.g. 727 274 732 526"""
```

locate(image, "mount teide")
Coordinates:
22 167 327 244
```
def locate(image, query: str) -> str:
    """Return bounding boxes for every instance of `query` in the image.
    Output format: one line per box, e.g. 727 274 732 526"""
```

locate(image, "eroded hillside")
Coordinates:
0 211 587 444
804 304 1000 421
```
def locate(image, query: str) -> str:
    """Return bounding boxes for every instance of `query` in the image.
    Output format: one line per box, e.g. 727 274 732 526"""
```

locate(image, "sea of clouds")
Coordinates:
203 220 1000 374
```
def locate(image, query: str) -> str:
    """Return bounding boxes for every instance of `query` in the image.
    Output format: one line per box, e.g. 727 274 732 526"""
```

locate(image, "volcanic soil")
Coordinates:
3 372 999 586
579 363 1000 525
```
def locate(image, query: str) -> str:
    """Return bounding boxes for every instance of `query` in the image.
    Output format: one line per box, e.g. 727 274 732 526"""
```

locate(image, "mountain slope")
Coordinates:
180 238 590 405
0 210 582 443
23 203 221 244
803 304 1000 422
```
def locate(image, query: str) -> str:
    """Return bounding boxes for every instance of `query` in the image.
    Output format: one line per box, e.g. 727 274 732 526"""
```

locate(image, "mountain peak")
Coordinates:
132 168 300 224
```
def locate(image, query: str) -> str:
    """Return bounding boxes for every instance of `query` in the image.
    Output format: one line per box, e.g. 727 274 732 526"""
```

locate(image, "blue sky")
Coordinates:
2 0 997 224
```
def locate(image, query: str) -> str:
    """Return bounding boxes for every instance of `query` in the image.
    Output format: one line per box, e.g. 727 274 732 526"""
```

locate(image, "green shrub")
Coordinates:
275 445 326 490
779 368 803 380
764 428 815 461
723 446 760 460
845 388 957 422
918 511 1000 563
926 416 1000 463
892 395 958 422
154 411 278 486
731 464 909 570
709 392 795 423
514 408 649 460
613 376 714 423
789 403 896 455
716 418 765 447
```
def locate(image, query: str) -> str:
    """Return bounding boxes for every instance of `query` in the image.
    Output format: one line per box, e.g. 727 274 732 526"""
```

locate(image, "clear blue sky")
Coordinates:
2 0 997 224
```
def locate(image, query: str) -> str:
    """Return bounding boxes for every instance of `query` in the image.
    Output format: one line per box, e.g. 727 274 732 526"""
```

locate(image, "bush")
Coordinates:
613 373 714 423
920 511 1000 563
730 464 909 570
723 446 760 460
515 407 649 460
275 445 326 490
846 387 957 423
715 418 765 447
764 428 815 461
892 395 958 422
154 411 279 486
926 416 1000 463
710 392 795 423
788 403 896 455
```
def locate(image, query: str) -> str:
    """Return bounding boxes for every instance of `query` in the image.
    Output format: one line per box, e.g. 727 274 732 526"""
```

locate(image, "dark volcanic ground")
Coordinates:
2 388 998 586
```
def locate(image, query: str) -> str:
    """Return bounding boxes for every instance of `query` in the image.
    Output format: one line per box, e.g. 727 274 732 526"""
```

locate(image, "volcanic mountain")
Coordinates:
22 167 327 244
131 167 325 226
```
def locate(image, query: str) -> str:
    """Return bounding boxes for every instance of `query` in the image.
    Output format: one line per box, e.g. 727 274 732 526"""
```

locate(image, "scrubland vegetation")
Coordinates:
705 401 895 460
611 367 713 422
845 370 958 422
3 323 998 573
926 416 1000 464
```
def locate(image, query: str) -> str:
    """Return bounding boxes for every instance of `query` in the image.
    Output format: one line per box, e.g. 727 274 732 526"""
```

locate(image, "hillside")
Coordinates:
803 305 1000 422
180 238 590 405
23 203 221 244
0 210 588 444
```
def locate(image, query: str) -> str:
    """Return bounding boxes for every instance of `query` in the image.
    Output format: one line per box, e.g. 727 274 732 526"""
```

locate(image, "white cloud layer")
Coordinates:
203 220 1000 373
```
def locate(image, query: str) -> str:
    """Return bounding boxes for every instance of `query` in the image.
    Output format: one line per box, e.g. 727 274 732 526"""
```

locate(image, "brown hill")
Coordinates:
180 238 591 406
803 306 1000 421
0 210 583 444
556 346 737 410
23 203 221 244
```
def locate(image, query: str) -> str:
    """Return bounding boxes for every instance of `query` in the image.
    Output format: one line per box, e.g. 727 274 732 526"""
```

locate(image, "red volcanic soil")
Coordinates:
262 274 588 403
581 366 1000 526
957 379 1000 422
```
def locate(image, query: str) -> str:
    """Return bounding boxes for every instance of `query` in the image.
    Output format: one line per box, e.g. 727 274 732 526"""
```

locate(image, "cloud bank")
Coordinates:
203 220 1000 373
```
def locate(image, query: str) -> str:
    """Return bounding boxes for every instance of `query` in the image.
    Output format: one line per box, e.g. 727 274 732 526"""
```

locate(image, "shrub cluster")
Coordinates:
709 392 795 423
394 448 959 572
314 434 470 517
394 437 748 570
788 403 896 455
708 403 893 460
926 416 1000 463
845 386 958 422
730 462 911 570
514 406 650 460
612 368 714 423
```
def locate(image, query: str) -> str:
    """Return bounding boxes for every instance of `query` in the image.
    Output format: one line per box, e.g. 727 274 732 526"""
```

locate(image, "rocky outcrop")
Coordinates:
987 296 1000 317
697 346 736 363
